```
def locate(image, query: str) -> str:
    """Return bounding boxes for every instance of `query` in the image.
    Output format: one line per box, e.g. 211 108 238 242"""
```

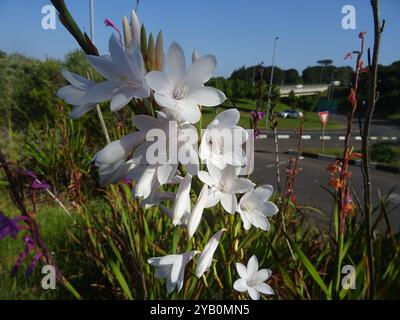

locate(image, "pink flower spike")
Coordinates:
104 19 122 44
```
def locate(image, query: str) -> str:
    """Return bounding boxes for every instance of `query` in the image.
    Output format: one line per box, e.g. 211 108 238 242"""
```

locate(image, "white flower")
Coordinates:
140 190 175 209
195 229 225 278
60 34 150 118
233 255 274 300
146 41 226 124
187 184 209 239
237 185 279 231
199 109 248 169
148 251 199 293
130 112 199 187
57 69 97 119
171 174 192 226
199 162 254 214
93 131 145 186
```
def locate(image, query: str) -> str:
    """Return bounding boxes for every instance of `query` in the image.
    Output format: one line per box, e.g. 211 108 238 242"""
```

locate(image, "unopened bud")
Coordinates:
122 16 132 49
131 10 141 45
140 24 147 58
192 49 199 62
147 33 155 70
155 31 164 71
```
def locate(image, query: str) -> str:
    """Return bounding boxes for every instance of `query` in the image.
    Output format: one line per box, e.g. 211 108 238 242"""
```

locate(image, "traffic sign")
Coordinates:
318 111 329 127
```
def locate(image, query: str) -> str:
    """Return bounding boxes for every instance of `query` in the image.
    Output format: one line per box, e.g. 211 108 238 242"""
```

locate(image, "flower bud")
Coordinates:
122 16 132 49
192 49 199 62
147 33 155 70
155 31 164 71
131 10 141 45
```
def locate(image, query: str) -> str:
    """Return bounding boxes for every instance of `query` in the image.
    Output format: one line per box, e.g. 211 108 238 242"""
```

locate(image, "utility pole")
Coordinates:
265 36 279 129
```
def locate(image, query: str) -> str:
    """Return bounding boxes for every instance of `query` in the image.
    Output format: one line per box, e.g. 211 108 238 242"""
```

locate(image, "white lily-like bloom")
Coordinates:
187 184 209 239
148 251 199 293
84 34 150 111
233 255 274 300
237 185 279 231
199 162 254 214
93 131 145 186
57 69 97 119
59 34 150 118
195 229 225 278
146 41 226 124
171 174 192 226
131 112 199 186
199 109 248 169
140 190 175 209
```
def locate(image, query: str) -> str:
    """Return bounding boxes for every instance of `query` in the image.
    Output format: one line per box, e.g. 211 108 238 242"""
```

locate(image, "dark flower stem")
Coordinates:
360 0 384 299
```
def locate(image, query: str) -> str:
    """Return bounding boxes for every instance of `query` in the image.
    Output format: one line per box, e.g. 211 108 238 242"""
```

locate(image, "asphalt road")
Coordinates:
251 136 400 233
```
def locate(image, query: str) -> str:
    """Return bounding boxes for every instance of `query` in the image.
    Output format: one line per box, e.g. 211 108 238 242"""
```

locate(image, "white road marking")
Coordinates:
320 136 331 140
278 135 290 139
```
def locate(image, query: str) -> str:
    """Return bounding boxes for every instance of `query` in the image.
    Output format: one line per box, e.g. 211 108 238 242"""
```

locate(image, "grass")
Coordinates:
0 187 103 300
202 99 346 131
303 146 400 168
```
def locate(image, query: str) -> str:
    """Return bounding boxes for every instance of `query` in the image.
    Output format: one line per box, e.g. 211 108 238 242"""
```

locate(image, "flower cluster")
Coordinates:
57 9 278 300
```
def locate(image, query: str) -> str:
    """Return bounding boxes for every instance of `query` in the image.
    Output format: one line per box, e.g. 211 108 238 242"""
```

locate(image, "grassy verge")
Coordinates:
303 146 400 168
202 98 345 130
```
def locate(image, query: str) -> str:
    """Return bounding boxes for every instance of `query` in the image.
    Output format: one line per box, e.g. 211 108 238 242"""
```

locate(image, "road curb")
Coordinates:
286 150 400 174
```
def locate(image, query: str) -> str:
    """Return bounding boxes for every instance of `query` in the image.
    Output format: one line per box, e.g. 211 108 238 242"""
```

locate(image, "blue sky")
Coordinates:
0 0 399 77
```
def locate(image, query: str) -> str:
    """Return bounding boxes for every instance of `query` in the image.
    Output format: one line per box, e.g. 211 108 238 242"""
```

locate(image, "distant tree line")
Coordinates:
0 48 399 135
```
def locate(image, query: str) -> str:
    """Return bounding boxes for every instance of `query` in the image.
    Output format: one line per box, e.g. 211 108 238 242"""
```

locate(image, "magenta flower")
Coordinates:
250 111 265 121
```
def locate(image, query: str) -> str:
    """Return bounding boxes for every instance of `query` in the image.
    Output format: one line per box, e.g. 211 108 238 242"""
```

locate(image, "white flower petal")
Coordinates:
110 89 134 111
236 262 248 280
84 81 117 104
177 99 201 124
57 85 86 106
254 283 274 295
262 201 279 217
86 55 119 80
184 55 216 90
226 178 255 194
247 255 259 277
61 69 93 90
220 192 237 214
154 92 177 109
157 163 178 185
109 34 133 76
198 171 217 187
167 42 186 83
253 185 274 202
135 166 157 199
187 184 208 239
132 114 165 132
233 279 247 292
69 102 96 119
146 71 174 95
94 131 145 165
187 87 226 107
248 287 260 300
172 174 192 225
204 189 221 208
255 269 272 282
170 254 183 284
195 229 224 278
216 108 240 127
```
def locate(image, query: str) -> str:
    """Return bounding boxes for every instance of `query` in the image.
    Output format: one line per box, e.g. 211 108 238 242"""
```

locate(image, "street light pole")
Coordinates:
265 36 279 129
89 0 95 43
